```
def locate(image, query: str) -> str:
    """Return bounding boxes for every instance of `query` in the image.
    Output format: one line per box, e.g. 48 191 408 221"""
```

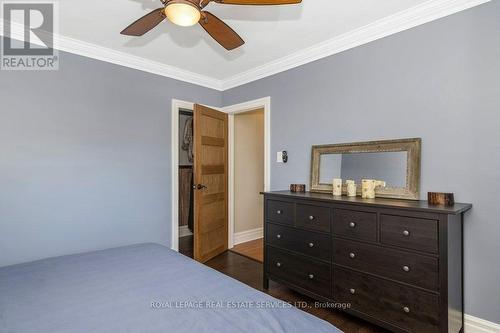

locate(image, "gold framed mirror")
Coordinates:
310 138 421 200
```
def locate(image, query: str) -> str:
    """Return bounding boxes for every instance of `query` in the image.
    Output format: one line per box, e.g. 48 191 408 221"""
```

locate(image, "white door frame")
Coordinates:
222 97 271 249
171 97 270 251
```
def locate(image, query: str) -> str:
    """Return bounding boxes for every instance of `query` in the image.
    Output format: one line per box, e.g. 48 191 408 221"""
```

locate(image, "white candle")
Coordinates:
332 178 342 196
362 179 376 199
346 180 357 197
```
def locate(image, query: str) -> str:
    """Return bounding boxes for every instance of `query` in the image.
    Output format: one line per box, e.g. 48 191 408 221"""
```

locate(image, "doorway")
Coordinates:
171 98 271 263
224 97 271 257
172 101 229 263
229 109 265 262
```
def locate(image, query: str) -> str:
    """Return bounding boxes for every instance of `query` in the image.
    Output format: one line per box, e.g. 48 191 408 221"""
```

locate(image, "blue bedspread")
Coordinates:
0 243 339 333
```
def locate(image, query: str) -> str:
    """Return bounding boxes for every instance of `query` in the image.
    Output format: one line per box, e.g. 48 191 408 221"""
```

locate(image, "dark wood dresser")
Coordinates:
262 191 472 333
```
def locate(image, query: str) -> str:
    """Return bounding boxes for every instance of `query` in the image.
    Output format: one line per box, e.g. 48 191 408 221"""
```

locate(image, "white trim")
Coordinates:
0 0 490 91
171 99 194 251
465 314 500 333
221 0 490 90
233 227 264 246
0 20 222 91
228 114 236 248
222 97 271 249
179 225 193 238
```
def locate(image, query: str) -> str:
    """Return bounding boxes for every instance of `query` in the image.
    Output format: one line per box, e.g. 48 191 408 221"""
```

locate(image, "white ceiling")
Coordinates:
2 0 487 89
58 0 431 80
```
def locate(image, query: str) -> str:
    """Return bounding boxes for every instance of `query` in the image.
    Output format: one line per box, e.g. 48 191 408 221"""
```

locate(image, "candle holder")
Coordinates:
346 180 357 197
290 184 306 193
332 178 342 196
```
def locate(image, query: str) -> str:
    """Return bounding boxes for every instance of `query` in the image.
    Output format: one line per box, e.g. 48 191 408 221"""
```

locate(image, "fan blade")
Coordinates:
121 8 165 36
200 0 212 8
215 0 301 4
199 12 244 50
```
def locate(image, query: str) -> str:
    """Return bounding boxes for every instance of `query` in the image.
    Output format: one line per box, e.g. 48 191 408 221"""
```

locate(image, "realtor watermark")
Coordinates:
150 300 352 310
1 1 59 70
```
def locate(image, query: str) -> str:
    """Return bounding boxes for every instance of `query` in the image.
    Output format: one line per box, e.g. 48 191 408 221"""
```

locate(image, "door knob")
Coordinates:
194 184 207 190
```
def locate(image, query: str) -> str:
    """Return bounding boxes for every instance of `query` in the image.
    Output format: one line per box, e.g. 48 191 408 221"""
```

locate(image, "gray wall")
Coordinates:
1 0 499 323
0 47 220 267
222 1 500 323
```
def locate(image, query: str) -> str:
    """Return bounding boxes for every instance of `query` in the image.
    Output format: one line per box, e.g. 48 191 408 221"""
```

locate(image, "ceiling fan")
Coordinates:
121 0 302 50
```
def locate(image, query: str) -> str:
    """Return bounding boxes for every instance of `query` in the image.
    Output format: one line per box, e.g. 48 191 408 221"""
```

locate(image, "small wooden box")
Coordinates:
428 192 455 206
290 184 306 192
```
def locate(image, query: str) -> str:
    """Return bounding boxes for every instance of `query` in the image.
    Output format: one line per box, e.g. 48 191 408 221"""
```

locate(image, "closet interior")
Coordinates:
178 109 194 258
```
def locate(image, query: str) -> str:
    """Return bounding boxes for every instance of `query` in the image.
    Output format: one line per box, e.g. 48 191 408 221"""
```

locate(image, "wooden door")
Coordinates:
193 104 228 263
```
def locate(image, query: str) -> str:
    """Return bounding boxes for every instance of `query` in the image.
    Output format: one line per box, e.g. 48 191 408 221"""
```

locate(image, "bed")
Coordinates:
0 243 339 333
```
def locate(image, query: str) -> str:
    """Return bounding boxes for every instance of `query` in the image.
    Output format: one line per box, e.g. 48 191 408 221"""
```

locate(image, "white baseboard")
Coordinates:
179 225 193 238
466 314 500 333
233 227 263 246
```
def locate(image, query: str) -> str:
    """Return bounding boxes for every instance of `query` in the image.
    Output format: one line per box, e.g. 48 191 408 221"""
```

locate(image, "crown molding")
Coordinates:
1 0 489 91
56 37 224 90
220 0 490 90
0 20 224 91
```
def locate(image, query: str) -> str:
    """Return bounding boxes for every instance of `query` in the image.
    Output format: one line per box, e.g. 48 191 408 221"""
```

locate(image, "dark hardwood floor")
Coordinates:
205 251 389 333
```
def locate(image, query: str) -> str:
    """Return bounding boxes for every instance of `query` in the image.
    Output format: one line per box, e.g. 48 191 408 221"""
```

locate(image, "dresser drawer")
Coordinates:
266 200 294 225
296 204 331 232
333 209 377 242
380 215 438 254
333 239 439 291
267 246 331 297
267 223 331 261
334 267 439 333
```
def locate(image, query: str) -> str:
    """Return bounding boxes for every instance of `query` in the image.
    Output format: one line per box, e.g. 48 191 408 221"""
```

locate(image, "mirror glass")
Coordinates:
319 151 408 188
310 138 421 200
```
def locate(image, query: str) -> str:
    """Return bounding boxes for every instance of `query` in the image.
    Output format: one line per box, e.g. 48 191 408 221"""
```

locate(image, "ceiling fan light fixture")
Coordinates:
164 1 201 27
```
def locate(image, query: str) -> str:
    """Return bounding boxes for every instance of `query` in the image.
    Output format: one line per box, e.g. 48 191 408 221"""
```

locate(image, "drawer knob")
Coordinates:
308 242 314 248
349 252 356 259
403 306 410 313
402 265 411 272
276 262 282 268
276 210 283 215
308 215 315 221
349 222 356 228
308 274 314 279
276 234 282 239
349 288 356 294
403 230 410 237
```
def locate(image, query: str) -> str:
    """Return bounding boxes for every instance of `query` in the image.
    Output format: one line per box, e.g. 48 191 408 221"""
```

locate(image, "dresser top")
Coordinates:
261 191 472 215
